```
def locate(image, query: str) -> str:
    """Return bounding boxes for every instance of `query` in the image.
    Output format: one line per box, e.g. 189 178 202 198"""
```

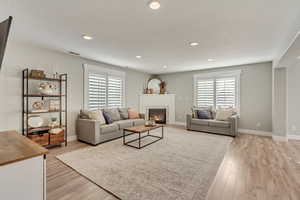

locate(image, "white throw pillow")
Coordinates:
88 110 106 125
215 109 233 121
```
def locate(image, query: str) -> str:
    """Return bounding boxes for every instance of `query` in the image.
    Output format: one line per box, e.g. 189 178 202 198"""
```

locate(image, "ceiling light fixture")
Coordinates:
82 34 93 40
149 0 161 10
208 59 214 62
163 65 168 69
297 56 300 60
189 42 199 47
68 51 80 56
136 55 142 59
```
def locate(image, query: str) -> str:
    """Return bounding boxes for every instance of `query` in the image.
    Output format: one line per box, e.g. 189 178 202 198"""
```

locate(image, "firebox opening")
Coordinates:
148 108 167 124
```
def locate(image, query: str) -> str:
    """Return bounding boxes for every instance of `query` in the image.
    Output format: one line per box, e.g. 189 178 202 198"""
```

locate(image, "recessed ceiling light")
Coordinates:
149 0 161 10
163 65 168 69
208 59 214 62
297 56 300 59
189 42 199 47
68 51 80 56
136 55 142 59
82 34 93 40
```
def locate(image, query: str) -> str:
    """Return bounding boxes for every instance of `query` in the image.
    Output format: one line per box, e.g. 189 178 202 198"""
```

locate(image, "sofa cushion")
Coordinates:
215 109 233 121
88 110 106 125
132 119 145 126
192 106 213 119
191 118 209 126
100 123 119 134
103 108 121 121
209 120 230 128
118 108 129 119
116 120 134 129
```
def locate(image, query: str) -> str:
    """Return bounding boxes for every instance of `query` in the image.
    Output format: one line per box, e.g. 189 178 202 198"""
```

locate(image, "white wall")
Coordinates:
159 62 273 132
0 41 149 137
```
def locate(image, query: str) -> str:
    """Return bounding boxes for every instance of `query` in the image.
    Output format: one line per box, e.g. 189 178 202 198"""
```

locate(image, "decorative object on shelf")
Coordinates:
22 68 68 147
147 77 162 94
49 99 60 111
38 82 57 95
49 117 59 128
29 69 45 79
49 128 63 134
28 116 44 128
53 72 59 79
31 101 48 113
159 80 166 94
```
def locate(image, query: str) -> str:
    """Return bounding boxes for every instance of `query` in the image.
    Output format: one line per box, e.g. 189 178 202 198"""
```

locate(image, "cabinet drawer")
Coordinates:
50 131 65 145
28 133 49 146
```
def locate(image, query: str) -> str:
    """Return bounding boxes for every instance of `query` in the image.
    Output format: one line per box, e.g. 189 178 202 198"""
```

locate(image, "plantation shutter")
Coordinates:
107 75 124 108
88 73 107 110
216 77 236 108
195 79 214 107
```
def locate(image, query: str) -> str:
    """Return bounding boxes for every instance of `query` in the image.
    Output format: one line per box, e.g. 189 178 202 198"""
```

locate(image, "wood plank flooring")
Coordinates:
47 132 300 200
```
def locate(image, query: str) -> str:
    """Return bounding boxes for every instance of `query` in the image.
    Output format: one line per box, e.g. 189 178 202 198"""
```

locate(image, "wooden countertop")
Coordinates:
0 131 49 166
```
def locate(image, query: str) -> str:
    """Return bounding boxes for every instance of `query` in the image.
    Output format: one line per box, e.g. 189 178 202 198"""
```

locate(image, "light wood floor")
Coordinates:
47 132 300 200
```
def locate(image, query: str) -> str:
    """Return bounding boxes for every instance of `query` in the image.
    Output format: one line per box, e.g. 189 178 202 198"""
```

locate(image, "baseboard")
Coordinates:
238 129 272 137
288 134 300 141
272 135 288 142
67 135 77 142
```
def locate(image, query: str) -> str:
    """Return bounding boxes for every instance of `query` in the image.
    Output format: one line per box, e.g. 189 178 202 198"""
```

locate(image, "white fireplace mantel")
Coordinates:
139 94 175 124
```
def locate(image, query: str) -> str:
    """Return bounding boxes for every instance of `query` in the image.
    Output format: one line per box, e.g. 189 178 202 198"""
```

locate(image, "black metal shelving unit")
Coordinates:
22 68 68 147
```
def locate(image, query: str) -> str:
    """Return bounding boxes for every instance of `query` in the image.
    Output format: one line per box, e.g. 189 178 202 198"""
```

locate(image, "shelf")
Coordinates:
26 76 66 82
27 125 65 134
27 110 65 114
24 94 65 98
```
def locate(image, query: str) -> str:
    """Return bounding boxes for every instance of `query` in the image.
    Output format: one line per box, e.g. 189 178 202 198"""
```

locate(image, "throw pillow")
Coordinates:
88 110 106 125
118 108 129 119
191 106 212 119
103 108 121 121
128 109 140 119
197 110 211 119
103 111 114 124
80 110 90 119
215 109 233 121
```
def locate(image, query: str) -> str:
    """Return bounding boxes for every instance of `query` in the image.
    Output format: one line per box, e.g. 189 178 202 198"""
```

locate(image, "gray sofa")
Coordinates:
77 112 145 145
186 114 238 137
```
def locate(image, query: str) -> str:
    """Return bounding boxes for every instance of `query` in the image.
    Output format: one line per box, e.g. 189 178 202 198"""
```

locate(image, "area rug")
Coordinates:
57 127 232 200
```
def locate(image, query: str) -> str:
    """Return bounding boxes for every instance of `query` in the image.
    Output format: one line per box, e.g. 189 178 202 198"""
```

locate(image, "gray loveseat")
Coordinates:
186 113 238 137
77 109 145 145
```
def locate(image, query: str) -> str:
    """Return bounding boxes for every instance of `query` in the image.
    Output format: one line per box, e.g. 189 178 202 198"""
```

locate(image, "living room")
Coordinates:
0 1 300 200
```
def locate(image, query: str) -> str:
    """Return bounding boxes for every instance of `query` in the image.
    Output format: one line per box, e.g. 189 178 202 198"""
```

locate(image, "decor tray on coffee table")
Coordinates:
123 125 164 149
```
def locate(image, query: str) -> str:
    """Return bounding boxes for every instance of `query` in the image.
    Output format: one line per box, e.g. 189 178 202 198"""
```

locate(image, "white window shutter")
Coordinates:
88 73 107 110
216 77 236 108
107 75 124 108
195 79 214 107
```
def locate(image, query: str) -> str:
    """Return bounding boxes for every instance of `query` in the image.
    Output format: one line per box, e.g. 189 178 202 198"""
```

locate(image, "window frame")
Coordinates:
193 70 241 113
83 64 126 110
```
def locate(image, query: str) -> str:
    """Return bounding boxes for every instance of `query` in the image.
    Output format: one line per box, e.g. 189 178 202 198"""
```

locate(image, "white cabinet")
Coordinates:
0 155 46 200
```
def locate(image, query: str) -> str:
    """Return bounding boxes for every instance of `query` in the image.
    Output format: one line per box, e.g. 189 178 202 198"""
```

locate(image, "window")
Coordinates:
84 64 125 110
194 70 241 111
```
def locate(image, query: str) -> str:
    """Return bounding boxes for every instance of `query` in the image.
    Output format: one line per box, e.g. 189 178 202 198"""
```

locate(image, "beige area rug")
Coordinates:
57 127 233 200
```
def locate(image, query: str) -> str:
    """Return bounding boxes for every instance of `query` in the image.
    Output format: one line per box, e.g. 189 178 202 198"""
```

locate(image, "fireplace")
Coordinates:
148 108 167 124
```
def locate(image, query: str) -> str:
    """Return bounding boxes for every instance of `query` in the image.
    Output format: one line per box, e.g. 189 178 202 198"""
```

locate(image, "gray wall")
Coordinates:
287 62 300 136
272 68 287 136
160 62 273 132
0 41 149 137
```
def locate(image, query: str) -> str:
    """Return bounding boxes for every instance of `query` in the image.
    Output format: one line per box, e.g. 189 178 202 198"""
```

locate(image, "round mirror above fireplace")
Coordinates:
147 78 162 94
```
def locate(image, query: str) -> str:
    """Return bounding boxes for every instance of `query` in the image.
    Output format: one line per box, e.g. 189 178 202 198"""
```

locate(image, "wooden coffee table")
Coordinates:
123 125 164 149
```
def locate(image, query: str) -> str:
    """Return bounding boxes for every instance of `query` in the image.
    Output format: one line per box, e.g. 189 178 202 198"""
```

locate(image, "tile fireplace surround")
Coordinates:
139 94 175 124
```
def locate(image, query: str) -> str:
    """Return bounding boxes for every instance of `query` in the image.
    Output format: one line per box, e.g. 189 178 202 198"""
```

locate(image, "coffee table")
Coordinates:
123 125 164 149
